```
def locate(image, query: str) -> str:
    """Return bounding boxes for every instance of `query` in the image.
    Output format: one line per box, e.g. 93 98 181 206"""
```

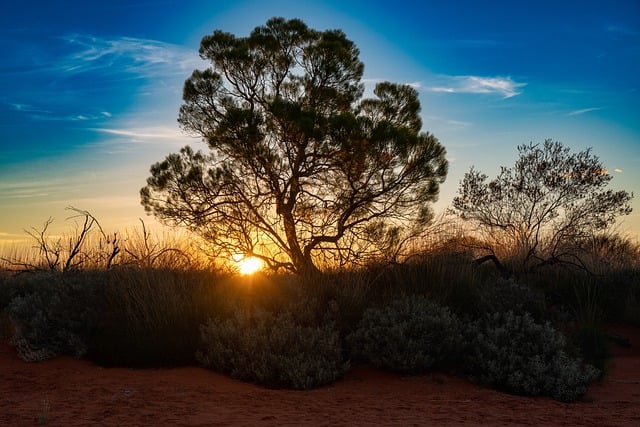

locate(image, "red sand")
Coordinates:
2 325 639 427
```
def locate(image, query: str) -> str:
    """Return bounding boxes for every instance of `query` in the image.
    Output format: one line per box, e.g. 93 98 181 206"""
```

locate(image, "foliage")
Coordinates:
453 140 632 274
475 278 546 320
0 207 120 272
88 268 216 367
198 307 347 389
463 311 599 402
0 209 201 273
347 296 463 374
5 271 105 361
141 17 448 276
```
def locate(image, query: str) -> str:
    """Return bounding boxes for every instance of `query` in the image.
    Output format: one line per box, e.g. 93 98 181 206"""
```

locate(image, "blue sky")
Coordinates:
1 0 639 244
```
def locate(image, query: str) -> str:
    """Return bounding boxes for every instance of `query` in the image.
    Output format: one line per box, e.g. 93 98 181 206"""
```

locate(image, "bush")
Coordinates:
88 268 214 367
197 307 347 389
347 295 463 374
475 279 546 319
5 271 105 361
463 311 599 402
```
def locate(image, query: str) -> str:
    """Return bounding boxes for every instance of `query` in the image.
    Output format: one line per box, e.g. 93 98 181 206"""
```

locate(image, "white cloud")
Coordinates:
425 115 472 128
614 168 623 173
92 127 183 140
567 107 603 116
22 111 111 122
58 34 204 78
426 75 526 98
8 103 51 114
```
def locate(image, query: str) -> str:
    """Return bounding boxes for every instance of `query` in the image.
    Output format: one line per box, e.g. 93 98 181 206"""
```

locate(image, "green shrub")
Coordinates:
476 279 546 319
5 271 105 361
197 307 347 389
463 311 599 402
347 295 463 374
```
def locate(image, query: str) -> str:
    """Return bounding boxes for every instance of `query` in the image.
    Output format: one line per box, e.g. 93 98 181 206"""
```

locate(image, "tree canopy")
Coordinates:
140 17 448 276
453 140 633 273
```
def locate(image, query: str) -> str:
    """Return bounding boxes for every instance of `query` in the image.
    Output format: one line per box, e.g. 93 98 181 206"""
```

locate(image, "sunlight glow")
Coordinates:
233 254 264 275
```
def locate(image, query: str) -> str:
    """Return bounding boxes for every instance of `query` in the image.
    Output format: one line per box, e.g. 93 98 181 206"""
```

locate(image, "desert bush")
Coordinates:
5 271 105 361
475 278 546 319
347 295 463 374
88 268 216 366
463 311 599 402
198 307 347 389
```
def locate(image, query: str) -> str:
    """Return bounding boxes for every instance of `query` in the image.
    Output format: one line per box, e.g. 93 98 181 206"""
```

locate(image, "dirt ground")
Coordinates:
2 324 639 426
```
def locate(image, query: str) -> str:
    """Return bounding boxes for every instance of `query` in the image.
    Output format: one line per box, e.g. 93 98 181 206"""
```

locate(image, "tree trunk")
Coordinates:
281 210 321 278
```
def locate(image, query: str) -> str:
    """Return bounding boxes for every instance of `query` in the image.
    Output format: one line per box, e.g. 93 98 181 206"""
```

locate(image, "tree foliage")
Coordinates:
453 140 632 273
141 17 448 275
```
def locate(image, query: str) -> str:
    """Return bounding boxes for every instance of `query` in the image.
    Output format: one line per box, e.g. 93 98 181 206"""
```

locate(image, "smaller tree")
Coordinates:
453 140 632 274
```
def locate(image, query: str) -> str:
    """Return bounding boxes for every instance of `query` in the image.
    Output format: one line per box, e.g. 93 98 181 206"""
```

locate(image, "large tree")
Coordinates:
141 17 448 276
453 140 632 274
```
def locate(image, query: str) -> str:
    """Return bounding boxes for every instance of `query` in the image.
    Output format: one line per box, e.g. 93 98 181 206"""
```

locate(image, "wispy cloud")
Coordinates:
57 34 203 78
425 115 472 128
605 24 639 38
93 127 183 140
0 179 70 200
614 168 623 173
426 75 526 98
7 103 51 114
6 34 203 123
567 107 603 116
18 110 113 122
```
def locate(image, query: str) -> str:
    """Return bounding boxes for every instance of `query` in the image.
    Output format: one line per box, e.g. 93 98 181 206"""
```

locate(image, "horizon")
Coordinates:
1 0 639 245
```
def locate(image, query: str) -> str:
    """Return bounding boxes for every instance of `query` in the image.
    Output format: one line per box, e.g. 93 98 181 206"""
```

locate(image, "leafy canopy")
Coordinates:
453 140 632 272
141 17 448 275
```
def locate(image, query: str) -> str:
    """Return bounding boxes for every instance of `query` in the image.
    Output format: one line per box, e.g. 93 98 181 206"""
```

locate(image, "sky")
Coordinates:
1 0 639 246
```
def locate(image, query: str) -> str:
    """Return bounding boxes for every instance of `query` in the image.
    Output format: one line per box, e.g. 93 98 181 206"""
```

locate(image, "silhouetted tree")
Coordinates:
453 140 632 274
141 17 448 276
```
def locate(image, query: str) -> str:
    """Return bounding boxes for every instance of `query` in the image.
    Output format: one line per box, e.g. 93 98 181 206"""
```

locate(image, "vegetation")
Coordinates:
140 17 448 276
1 214 638 401
463 311 599 402
4 271 105 361
1 17 637 405
347 296 463 374
198 306 347 389
453 140 632 276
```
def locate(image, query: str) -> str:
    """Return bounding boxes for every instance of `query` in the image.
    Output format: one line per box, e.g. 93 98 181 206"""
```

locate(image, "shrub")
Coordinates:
197 307 347 389
88 268 214 367
5 271 105 361
476 279 546 319
347 295 463 374
463 311 599 402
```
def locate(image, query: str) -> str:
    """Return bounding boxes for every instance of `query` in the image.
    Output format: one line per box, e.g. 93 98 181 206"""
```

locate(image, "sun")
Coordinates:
233 255 264 275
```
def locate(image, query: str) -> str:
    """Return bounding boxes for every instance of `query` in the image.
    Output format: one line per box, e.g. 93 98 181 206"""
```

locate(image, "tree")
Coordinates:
140 17 448 276
453 140 632 274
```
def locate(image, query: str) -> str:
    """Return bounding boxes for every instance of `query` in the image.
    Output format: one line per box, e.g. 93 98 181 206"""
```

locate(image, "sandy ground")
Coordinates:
2 325 639 427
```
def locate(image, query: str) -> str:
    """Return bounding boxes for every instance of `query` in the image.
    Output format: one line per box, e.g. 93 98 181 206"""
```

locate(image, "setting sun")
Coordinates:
233 255 264 275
